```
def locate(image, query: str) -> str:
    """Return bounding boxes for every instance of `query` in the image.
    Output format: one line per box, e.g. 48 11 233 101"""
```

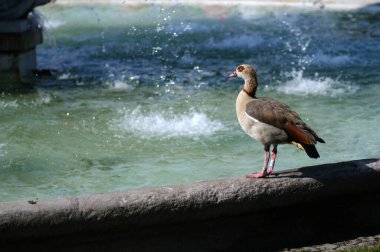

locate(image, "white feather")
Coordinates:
245 111 259 122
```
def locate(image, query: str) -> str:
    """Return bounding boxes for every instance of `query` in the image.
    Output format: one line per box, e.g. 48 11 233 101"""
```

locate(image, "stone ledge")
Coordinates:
0 28 43 52
0 158 379 251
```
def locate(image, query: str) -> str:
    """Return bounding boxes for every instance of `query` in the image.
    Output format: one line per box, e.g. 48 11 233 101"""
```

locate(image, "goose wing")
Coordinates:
245 98 325 145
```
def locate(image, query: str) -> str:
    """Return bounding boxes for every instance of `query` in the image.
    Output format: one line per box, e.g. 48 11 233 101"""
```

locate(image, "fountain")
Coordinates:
0 0 53 90
0 1 379 250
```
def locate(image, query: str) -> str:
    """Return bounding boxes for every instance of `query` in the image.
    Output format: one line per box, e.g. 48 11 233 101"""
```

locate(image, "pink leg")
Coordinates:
246 147 270 179
267 145 278 176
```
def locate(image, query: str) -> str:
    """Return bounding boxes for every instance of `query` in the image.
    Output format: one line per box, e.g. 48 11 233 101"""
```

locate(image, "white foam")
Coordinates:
30 94 52 106
114 107 225 138
0 101 18 110
44 19 66 29
0 144 7 157
106 80 135 91
276 70 359 96
57 73 70 80
0 94 52 110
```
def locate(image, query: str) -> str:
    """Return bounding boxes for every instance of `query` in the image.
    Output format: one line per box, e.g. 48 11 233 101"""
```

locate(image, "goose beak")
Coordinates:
228 71 237 78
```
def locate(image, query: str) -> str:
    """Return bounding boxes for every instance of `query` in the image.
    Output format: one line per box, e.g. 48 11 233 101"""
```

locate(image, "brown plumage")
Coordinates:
245 98 325 157
228 64 325 178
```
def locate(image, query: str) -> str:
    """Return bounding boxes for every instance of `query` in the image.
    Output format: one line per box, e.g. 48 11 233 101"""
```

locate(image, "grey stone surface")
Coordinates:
283 233 380 251
0 158 379 251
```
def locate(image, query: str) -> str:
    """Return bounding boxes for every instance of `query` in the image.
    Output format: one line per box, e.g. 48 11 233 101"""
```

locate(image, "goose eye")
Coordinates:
237 65 245 72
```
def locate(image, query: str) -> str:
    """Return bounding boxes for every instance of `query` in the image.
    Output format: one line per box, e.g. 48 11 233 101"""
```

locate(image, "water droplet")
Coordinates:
184 24 192 31
152 46 162 54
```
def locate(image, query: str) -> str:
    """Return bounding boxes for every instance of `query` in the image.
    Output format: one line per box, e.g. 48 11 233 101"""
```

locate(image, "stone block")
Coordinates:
0 28 43 52
0 48 37 85
0 19 32 33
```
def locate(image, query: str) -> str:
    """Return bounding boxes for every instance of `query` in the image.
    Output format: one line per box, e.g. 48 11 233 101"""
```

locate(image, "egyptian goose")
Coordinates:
228 64 325 178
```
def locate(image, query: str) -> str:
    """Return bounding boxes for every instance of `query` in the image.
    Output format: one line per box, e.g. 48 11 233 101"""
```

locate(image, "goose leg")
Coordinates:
267 145 277 176
246 145 270 178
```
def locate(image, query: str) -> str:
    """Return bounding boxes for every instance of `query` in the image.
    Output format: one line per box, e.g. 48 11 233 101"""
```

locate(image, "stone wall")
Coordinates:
0 158 379 251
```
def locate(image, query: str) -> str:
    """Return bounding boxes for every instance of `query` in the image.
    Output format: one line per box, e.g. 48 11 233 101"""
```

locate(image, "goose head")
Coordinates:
228 64 257 80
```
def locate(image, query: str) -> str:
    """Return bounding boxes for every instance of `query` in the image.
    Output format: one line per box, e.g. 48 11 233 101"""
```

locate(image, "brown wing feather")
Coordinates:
286 123 315 145
245 98 322 145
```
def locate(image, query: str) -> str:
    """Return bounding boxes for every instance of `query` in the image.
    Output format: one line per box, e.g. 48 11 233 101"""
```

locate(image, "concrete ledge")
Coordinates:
1 159 380 251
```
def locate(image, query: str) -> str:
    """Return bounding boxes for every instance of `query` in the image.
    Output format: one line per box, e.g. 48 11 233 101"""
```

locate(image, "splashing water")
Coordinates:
0 144 7 157
312 52 354 66
114 107 225 138
106 80 135 91
276 70 359 96
205 35 264 50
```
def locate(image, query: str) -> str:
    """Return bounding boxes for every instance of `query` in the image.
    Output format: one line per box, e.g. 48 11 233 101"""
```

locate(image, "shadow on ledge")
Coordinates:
0 158 379 252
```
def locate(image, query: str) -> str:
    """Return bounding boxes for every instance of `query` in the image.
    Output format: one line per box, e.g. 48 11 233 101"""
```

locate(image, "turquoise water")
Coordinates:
0 3 379 202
